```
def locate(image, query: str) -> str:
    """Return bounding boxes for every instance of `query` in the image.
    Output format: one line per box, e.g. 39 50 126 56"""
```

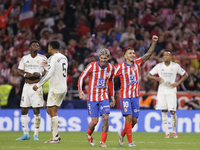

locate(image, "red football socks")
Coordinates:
101 132 108 143
87 128 94 136
126 123 132 143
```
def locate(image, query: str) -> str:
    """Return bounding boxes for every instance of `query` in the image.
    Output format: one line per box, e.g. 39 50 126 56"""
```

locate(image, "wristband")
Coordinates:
40 73 42 76
24 73 26 77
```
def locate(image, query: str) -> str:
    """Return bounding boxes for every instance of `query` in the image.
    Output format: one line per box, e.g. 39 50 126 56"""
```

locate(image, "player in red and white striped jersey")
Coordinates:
115 35 158 147
78 48 115 147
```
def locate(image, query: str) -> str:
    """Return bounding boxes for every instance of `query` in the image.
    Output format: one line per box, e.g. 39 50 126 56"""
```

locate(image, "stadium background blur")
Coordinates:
0 0 200 110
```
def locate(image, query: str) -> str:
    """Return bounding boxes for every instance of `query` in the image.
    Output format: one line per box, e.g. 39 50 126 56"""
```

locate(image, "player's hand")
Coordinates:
110 96 115 107
33 72 41 77
152 35 158 42
33 85 38 91
170 82 179 88
158 77 164 83
42 59 48 66
79 90 85 100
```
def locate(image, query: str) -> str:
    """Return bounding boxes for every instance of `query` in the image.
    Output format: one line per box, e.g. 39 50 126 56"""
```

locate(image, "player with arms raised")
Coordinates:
115 35 158 147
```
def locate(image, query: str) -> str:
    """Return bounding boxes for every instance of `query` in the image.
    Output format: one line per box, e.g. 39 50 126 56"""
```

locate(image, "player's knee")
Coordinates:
132 118 138 127
92 120 98 126
170 111 176 115
21 108 28 115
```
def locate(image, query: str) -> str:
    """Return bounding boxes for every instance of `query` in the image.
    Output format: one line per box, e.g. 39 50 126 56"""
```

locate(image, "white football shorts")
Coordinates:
20 83 44 108
156 91 177 111
47 91 66 107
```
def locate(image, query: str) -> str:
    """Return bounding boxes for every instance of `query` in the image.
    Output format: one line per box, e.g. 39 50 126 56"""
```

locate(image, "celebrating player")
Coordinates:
16 40 47 141
78 48 115 147
33 41 68 143
114 35 158 147
146 50 188 138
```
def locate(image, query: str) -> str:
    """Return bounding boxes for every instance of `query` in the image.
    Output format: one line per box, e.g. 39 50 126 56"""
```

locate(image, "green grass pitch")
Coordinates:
0 131 199 150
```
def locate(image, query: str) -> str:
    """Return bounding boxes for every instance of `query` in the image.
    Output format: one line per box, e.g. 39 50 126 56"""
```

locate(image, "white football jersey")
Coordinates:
37 52 68 93
18 54 47 74
149 62 186 93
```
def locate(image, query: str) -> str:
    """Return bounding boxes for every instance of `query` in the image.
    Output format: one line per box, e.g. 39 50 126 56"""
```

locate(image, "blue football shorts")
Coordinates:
87 99 110 117
119 97 140 117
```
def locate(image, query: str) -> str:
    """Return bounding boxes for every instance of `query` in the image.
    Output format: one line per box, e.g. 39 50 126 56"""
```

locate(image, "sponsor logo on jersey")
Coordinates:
127 75 138 85
95 78 106 88
26 61 29 63
37 60 39 63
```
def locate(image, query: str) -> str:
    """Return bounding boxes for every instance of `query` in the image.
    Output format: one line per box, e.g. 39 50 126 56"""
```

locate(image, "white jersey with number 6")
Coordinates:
37 52 68 93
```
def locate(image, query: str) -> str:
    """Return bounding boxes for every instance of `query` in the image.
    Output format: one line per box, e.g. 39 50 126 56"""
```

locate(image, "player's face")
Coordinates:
163 51 171 62
99 55 109 67
30 42 39 53
124 49 135 62
48 45 52 54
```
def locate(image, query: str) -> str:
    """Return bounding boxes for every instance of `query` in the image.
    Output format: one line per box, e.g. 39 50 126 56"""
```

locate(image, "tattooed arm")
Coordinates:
142 35 158 63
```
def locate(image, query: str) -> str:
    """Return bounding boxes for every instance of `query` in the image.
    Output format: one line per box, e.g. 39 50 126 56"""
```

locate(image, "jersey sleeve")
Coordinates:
78 63 92 91
108 65 115 96
18 56 25 70
177 64 186 76
114 64 121 77
135 57 144 67
36 56 56 88
149 64 158 75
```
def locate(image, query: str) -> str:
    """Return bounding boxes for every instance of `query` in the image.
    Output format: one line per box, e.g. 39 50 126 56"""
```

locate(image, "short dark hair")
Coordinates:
29 40 40 47
48 41 60 49
124 47 134 54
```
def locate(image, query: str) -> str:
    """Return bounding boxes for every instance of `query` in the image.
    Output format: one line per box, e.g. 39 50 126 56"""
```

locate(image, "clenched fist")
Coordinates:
152 35 158 42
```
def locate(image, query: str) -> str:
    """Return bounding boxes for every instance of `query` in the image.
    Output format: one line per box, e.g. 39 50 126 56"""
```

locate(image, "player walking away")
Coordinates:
33 41 68 143
78 48 115 147
16 40 47 141
114 35 158 147
146 50 188 138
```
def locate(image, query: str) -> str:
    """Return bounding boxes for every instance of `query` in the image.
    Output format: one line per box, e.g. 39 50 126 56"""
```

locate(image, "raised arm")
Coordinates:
142 35 158 63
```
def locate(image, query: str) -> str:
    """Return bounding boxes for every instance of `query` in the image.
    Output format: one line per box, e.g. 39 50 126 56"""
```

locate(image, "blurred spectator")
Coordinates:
0 1 13 29
187 96 200 109
89 5 112 31
0 78 11 108
141 8 156 32
120 25 136 48
181 67 198 92
77 21 90 39
0 61 10 78
8 64 22 94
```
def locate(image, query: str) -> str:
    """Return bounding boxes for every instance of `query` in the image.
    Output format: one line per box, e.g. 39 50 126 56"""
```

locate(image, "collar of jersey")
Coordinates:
98 61 108 69
124 60 134 67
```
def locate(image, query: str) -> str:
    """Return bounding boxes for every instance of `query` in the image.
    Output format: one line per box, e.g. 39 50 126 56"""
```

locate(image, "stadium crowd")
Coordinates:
1 0 200 108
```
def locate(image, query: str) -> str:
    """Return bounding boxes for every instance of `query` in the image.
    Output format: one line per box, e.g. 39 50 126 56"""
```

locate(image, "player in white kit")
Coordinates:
146 50 188 138
33 41 68 143
16 40 47 141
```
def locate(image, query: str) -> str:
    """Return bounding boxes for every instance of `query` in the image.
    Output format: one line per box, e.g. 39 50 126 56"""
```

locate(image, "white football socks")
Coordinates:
21 114 29 135
34 114 41 136
171 113 177 133
51 116 59 140
162 112 169 135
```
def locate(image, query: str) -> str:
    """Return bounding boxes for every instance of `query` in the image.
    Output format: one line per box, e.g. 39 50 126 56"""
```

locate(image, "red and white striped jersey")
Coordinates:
78 61 115 102
114 58 144 98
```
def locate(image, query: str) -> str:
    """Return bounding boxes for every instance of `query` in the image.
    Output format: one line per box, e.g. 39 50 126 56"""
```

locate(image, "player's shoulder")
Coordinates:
22 54 31 59
171 62 179 66
108 62 115 68
37 53 47 59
